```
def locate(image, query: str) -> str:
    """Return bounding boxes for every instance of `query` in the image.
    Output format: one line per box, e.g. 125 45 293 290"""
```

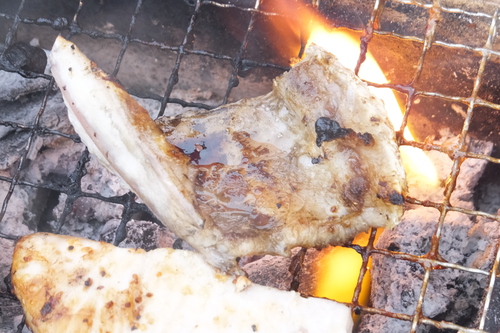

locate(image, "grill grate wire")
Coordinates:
1 0 500 332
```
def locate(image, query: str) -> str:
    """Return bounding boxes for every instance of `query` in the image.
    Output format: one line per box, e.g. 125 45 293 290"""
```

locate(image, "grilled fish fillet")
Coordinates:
11 233 353 333
49 36 406 273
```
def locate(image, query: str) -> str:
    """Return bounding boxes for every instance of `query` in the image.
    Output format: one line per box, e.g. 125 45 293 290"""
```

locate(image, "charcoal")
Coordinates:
0 42 47 74
100 219 177 251
359 208 500 332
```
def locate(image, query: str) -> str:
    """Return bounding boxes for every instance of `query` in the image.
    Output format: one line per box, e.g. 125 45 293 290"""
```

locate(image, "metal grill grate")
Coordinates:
1 0 500 332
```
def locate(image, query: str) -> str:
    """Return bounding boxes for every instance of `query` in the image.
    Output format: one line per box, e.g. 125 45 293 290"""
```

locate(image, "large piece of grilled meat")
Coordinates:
49 36 406 273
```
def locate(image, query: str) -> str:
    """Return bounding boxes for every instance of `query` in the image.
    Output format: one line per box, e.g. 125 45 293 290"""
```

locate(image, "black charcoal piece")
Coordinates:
1 42 47 74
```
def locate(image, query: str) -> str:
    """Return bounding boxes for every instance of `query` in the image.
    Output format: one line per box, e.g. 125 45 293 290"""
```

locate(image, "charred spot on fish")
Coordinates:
370 117 380 122
168 117 182 128
315 117 352 147
389 190 404 205
357 132 374 146
90 61 99 72
311 156 322 164
253 213 273 228
68 67 72 72
84 278 93 287
40 301 52 317
71 44 75 50
276 203 282 209
341 176 369 209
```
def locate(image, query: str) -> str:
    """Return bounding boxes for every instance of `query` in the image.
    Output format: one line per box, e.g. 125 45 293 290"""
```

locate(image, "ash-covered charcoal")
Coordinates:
0 42 47 74
408 130 493 205
242 248 321 295
100 219 177 251
359 208 500 332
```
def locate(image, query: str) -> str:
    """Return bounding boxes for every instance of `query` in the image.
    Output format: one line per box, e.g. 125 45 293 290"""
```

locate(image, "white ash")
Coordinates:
80 154 130 197
0 67 51 104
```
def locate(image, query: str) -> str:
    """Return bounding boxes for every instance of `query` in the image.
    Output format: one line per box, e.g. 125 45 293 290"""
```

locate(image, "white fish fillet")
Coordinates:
11 233 353 333
49 36 406 273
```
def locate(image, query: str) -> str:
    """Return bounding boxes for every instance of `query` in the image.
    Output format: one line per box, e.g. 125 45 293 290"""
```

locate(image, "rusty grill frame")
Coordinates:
1 0 500 332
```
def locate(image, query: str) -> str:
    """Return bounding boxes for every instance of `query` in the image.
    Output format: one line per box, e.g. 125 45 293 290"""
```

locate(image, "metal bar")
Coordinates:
479 240 500 330
111 0 144 77
221 0 260 104
158 0 202 117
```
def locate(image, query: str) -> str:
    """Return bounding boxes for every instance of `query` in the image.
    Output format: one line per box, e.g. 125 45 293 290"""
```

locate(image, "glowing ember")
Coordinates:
313 229 379 305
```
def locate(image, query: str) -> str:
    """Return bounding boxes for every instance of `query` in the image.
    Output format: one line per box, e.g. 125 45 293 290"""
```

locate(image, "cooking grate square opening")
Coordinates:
467 104 500 143
171 53 237 106
379 1 428 39
477 54 500 104
20 0 76 24
70 34 124 75
191 4 251 57
423 268 490 330
77 2 138 37
14 22 61 50
0 1 19 17
434 11 491 49
112 42 176 98
408 95 465 141
317 0 373 30
414 45 481 98
131 0 195 46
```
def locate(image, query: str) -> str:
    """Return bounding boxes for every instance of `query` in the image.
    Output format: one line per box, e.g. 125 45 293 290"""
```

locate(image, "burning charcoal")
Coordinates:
359 208 500 332
1 42 47 74
243 248 321 295
100 219 174 251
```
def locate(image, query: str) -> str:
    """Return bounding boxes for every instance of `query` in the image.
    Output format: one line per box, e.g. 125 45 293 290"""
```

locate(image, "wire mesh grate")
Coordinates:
1 0 500 332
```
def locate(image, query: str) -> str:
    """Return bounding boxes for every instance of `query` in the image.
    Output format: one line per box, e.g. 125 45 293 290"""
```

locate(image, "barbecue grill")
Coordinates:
1 0 500 332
